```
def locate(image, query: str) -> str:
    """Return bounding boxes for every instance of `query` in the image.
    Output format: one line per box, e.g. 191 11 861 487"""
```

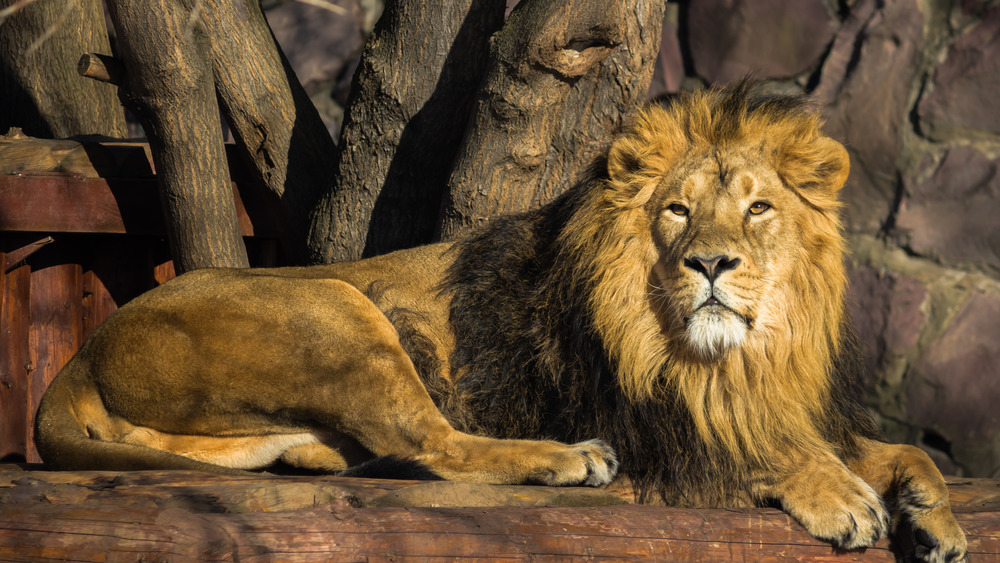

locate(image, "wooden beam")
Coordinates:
26 264 83 462
0 468 997 561
1 237 52 273
0 174 262 237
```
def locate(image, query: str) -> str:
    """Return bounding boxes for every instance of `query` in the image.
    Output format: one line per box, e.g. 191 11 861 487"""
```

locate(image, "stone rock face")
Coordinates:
896 146 1000 273
907 292 1000 477
686 0 836 84
265 0 366 137
917 7 1000 140
847 264 928 380
812 0 924 233
647 16 684 98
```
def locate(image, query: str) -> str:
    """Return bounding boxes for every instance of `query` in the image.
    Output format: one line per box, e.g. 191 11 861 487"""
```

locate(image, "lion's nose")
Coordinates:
683 255 741 282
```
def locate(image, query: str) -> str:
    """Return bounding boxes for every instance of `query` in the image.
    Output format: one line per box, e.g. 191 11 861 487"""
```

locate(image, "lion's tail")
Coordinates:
34 357 240 473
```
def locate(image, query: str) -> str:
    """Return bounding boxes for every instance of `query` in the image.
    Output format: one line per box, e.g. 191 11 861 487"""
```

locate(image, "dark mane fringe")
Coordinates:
826 325 885 459
428 168 728 504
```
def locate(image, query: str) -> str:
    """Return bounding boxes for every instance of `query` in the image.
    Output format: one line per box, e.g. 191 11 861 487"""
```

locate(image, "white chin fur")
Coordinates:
684 308 747 359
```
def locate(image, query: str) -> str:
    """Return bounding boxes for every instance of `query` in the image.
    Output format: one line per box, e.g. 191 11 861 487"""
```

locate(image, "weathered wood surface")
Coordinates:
0 135 267 237
0 128 153 179
0 467 997 561
0 175 256 237
0 257 30 460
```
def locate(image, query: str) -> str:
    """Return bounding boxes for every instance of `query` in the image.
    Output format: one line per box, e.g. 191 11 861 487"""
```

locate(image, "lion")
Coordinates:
35 81 966 561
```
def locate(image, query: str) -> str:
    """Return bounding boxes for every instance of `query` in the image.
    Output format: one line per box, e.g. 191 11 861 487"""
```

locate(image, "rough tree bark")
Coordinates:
89 0 339 266
437 0 667 239
200 0 340 266
106 0 249 273
0 0 126 137
307 0 507 263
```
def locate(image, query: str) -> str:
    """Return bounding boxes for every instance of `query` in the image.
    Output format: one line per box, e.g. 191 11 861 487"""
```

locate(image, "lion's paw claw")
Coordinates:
575 439 618 487
536 439 618 487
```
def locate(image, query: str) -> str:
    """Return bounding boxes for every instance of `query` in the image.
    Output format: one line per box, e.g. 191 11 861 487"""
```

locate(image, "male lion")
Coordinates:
36 82 966 561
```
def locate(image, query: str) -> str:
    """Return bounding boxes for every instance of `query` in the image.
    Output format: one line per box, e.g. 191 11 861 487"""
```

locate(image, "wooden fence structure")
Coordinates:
0 134 276 463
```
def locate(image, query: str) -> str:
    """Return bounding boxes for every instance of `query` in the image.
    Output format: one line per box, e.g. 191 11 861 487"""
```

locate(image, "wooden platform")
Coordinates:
1 466 998 561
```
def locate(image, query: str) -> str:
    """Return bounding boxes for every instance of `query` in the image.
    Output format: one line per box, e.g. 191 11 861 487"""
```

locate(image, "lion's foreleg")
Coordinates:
752 447 890 550
848 439 968 562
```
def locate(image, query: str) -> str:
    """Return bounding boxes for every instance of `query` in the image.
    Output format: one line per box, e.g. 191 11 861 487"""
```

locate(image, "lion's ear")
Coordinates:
607 135 643 184
811 136 850 193
780 135 850 199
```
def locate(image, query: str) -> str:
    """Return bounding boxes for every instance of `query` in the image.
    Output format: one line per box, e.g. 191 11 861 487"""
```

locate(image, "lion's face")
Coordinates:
648 147 805 359
590 89 850 398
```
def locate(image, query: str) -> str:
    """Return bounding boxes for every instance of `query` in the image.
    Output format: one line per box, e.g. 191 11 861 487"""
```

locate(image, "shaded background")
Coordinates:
124 0 1000 478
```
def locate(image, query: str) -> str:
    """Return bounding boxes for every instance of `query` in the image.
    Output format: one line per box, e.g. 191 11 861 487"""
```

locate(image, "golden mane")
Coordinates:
565 83 852 468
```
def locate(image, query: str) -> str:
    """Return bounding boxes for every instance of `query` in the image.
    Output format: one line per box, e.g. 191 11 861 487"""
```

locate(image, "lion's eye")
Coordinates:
667 204 689 217
748 202 770 215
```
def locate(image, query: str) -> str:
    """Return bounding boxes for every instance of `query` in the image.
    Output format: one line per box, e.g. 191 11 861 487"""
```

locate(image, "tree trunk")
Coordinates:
437 0 666 239
106 0 249 273
0 0 126 138
307 0 507 263
198 0 340 266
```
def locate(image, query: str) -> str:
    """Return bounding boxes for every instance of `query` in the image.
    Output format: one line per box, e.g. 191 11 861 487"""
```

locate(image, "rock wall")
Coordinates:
268 0 1000 478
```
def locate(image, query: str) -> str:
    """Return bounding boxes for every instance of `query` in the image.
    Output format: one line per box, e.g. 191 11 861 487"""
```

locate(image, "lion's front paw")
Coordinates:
576 439 619 486
781 474 890 550
895 504 969 563
540 439 619 487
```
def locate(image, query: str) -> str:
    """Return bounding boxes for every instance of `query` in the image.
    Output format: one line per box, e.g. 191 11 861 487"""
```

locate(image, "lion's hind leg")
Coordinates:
850 439 968 563
279 442 348 472
284 283 618 486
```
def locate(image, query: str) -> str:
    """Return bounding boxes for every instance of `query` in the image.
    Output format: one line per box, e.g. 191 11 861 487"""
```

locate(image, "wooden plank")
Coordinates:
153 260 177 286
0 466 1000 561
26 264 83 463
0 131 152 179
0 174 264 237
0 258 30 460
81 270 117 339
0 469 997 561
0 174 150 234
1 237 53 272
